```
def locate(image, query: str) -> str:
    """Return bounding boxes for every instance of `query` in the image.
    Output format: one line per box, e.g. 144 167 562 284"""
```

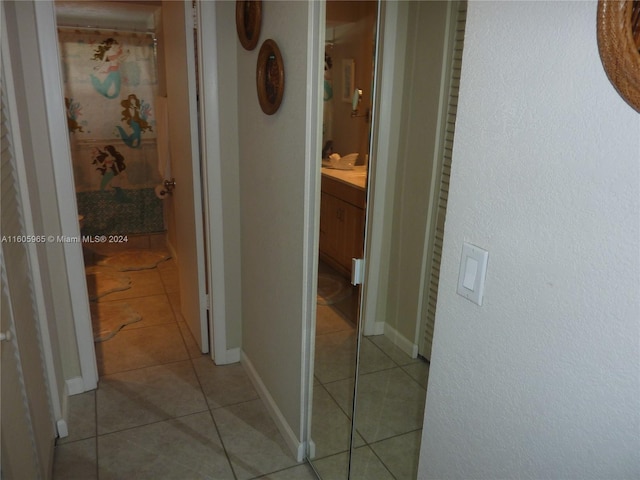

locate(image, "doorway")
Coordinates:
54 0 209 379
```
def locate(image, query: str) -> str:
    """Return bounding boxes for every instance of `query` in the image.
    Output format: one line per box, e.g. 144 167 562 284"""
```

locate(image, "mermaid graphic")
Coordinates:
115 94 152 148
65 97 84 133
92 145 127 191
90 38 129 99
91 145 131 203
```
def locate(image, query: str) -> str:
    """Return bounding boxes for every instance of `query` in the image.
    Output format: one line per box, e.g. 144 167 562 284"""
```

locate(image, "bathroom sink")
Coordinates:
321 165 368 189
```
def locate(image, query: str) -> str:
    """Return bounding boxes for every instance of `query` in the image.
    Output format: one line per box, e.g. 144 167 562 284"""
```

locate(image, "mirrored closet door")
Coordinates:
309 2 468 479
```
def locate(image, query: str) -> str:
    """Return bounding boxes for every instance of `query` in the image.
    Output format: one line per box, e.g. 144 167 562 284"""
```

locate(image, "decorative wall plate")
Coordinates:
236 0 262 51
597 0 640 112
256 39 285 115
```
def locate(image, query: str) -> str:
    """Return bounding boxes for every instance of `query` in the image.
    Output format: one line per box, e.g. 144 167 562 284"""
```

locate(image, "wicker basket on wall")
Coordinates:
597 0 640 112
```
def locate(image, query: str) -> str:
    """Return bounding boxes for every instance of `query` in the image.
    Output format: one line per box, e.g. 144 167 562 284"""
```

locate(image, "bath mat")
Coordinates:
85 266 132 301
98 250 171 271
317 273 353 305
90 302 142 342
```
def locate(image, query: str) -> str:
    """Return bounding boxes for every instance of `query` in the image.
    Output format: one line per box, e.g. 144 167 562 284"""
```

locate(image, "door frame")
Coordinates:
195 0 234 364
161 0 209 355
33 0 99 393
34 0 223 391
360 0 409 338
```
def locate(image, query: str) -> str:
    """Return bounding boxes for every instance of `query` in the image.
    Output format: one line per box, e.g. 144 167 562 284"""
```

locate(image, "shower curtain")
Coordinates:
58 28 164 236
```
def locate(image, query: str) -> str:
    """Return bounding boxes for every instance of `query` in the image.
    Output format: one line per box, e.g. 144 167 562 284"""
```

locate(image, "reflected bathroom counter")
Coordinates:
319 166 366 278
321 165 367 190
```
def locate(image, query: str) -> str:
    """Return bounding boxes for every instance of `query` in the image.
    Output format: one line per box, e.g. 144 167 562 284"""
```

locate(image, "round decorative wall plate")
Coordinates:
236 0 262 51
256 39 285 115
597 0 640 112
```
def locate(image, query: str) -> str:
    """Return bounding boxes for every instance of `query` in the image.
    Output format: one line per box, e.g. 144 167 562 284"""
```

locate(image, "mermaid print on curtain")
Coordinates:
116 93 153 148
58 28 164 236
90 37 128 99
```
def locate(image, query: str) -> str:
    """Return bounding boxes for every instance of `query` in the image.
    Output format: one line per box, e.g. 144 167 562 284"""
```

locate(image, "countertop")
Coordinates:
321 165 368 190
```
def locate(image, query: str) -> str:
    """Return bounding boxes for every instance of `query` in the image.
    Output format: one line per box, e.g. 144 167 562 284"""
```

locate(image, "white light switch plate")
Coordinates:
457 242 488 305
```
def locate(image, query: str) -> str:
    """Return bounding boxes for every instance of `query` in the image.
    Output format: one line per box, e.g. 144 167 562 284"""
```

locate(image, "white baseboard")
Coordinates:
66 377 86 396
57 382 70 438
307 438 316 459
383 323 418 359
241 351 305 462
372 321 385 335
364 320 385 336
56 419 69 438
215 347 241 365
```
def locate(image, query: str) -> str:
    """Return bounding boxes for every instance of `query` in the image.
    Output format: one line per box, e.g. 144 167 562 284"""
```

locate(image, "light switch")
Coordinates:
457 242 488 306
462 257 478 290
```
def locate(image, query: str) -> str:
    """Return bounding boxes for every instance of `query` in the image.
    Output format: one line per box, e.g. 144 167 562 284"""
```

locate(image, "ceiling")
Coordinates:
55 1 161 32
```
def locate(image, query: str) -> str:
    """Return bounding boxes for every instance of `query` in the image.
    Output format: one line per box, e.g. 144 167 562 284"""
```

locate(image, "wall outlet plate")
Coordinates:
457 242 489 306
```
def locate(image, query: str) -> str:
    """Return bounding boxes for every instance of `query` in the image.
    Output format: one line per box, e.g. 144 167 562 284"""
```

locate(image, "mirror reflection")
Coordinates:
311 1 377 478
310 1 468 479
352 88 361 111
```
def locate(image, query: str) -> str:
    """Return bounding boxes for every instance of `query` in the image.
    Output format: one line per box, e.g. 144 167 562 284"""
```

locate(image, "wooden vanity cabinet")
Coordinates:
319 175 366 278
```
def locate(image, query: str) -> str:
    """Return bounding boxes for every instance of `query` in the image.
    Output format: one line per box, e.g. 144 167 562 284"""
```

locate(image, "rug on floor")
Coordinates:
90 302 142 342
317 272 353 305
97 250 171 271
85 266 132 301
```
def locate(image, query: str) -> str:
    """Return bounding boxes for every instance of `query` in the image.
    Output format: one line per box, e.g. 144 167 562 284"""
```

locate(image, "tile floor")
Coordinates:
53 243 428 480
310 270 430 480
53 241 316 480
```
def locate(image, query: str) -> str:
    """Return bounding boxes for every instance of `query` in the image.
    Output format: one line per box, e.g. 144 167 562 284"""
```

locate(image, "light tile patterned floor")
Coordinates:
54 250 428 480
53 250 315 480
310 269 430 480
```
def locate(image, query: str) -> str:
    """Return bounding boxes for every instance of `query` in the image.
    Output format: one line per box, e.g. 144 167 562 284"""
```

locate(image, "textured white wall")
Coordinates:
418 1 640 479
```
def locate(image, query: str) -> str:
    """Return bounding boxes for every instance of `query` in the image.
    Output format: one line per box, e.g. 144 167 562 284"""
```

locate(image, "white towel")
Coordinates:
155 96 171 180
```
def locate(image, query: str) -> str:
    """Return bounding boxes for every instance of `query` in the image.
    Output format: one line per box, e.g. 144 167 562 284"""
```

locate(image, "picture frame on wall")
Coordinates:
341 58 355 103
236 0 262 51
256 39 285 115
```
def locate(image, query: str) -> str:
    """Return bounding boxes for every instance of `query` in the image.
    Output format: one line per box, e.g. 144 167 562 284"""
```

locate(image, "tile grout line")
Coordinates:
96 409 212 439
98 355 193 378
188 355 239 480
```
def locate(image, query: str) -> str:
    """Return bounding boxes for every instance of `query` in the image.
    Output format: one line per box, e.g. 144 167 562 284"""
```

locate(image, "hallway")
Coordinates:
52 241 315 480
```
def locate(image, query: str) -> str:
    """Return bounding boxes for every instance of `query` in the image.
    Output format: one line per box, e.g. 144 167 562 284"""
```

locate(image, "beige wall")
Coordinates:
237 0 314 442
384 1 449 347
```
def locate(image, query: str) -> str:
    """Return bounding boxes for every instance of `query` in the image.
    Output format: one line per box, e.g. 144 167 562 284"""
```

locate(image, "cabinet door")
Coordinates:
340 201 365 270
319 192 365 275
319 192 343 262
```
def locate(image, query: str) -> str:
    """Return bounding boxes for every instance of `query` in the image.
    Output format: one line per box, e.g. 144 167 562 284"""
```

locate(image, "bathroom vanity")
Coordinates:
319 165 367 278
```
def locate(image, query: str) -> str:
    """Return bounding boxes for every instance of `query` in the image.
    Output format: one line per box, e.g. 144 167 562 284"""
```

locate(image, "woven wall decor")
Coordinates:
256 39 284 115
597 0 640 112
236 1 262 51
